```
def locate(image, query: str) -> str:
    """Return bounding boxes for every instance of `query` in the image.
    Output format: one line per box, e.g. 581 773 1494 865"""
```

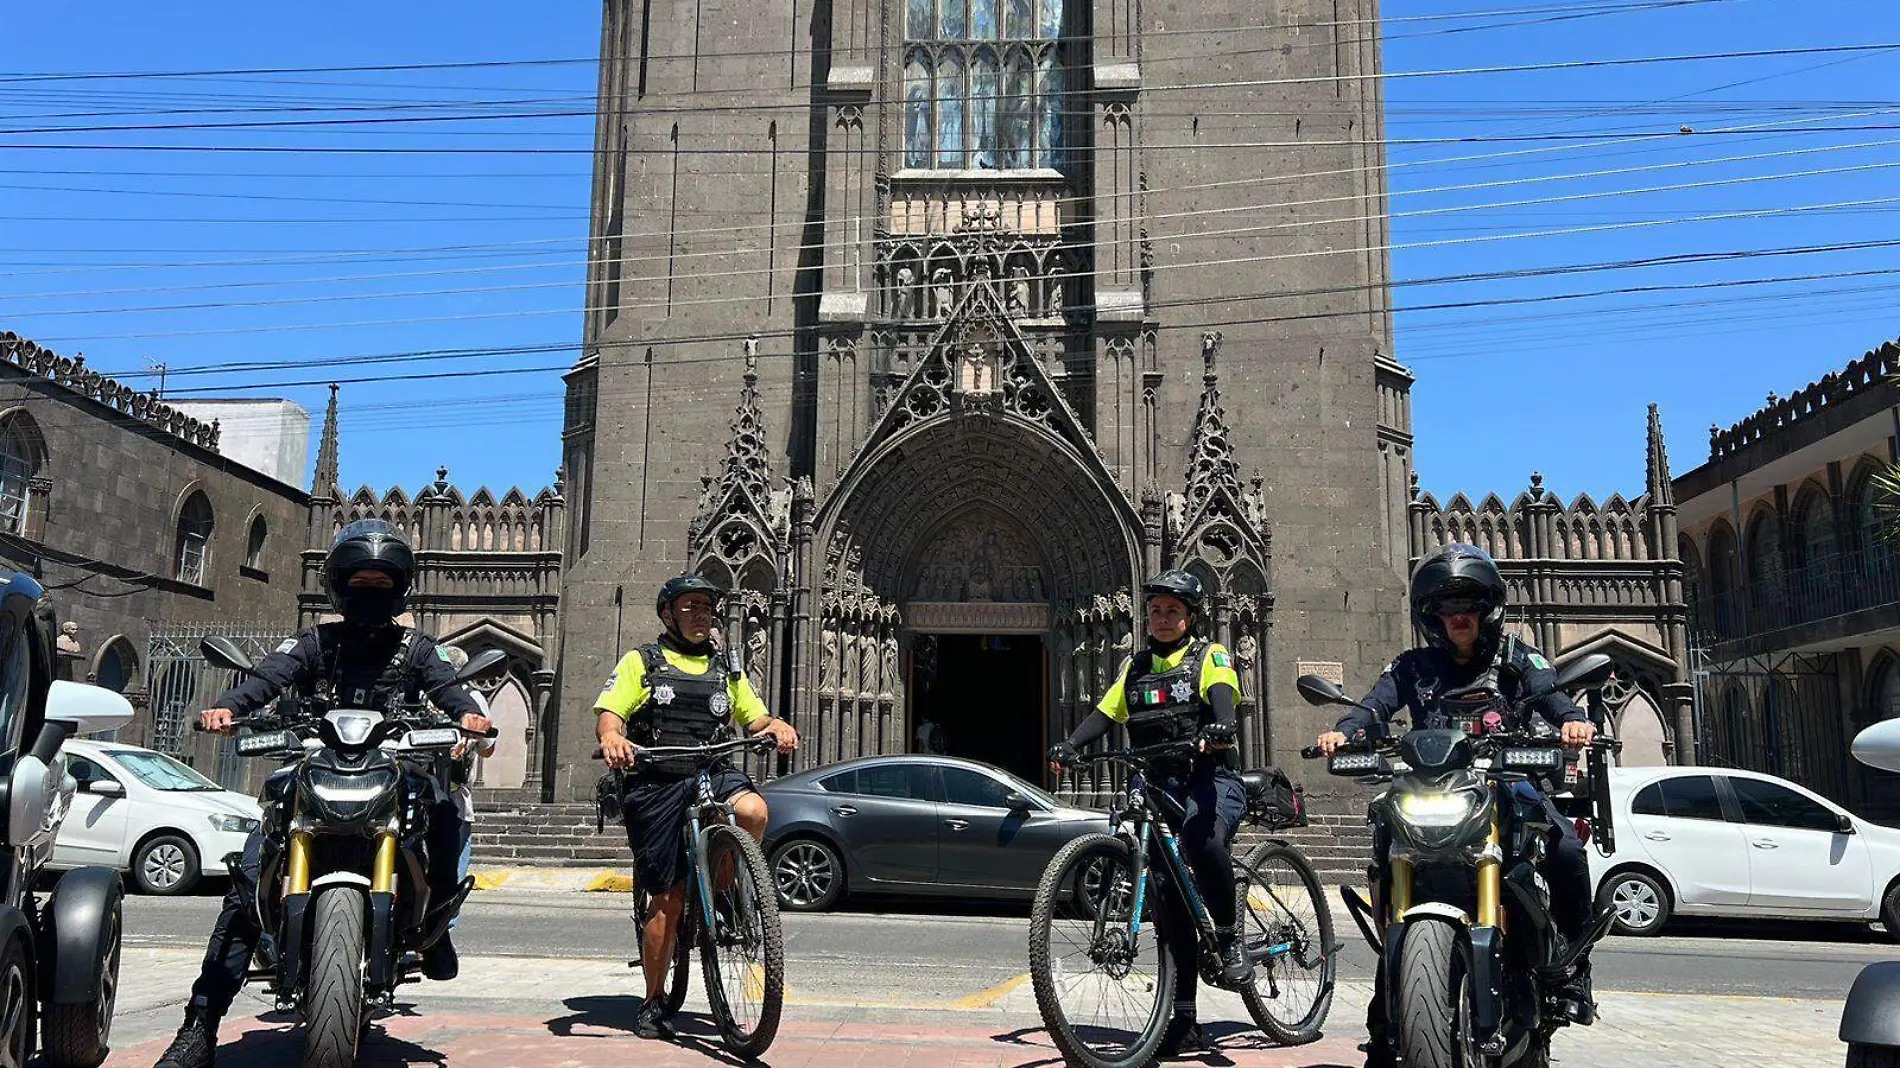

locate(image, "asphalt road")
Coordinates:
124 888 1891 1002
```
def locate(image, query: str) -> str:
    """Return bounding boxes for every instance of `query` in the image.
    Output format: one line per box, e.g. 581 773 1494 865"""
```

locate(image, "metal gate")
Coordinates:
146 625 287 790
1695 651 1849 803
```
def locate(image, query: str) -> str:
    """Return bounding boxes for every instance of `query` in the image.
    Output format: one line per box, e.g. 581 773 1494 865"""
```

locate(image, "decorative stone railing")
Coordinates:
1708 341 1899 463
0 331 221 451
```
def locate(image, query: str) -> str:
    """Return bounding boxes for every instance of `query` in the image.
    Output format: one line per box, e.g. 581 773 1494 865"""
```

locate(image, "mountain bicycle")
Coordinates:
1029 740 1336 1068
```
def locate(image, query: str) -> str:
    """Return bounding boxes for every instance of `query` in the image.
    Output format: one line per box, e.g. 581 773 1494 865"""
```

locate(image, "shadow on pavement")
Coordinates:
546 997 764 1067
200 1015 449 1067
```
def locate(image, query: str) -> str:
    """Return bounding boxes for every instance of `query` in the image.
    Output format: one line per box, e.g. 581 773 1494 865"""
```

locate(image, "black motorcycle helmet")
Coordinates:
1410 543 1508 656
1142 569 1206 614
655 573 726 622
324 519 415 625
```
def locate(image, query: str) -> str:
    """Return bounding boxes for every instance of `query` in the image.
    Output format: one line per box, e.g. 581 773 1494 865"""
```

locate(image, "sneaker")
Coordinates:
631 997 676 1041
153 1008 219 1068
1158 1016 1208 1058
421 934 459 981
1216 927 1255 988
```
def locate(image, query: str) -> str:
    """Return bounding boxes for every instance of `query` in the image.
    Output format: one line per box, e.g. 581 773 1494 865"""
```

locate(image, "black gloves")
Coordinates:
1199 721 1237 748
1048 741 1081 769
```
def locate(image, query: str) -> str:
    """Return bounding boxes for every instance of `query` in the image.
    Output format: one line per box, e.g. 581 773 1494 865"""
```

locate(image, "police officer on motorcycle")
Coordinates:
1315 543 1597 1067
595 573 799 1041
153 519 491 1068
1048 569 1251 1058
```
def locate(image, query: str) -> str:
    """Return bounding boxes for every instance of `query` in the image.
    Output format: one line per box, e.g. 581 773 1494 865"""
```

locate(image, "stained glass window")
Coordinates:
902 0 1064 171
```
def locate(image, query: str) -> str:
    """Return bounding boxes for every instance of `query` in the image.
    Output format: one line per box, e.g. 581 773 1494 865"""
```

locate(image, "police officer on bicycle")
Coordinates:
1315 543 1598 1068
154 519 491 1068
1048 569 1250 1057
595 574 799 1040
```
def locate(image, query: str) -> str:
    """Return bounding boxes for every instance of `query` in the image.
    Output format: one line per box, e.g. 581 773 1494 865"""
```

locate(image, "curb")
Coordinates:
471 868 633 893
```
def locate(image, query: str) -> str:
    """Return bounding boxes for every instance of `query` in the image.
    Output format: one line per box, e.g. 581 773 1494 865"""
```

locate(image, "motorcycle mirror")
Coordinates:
1296 674 1354 707
199 636 260 677
1553 653 1614 692
1851 718 1900 774
44 680 135 736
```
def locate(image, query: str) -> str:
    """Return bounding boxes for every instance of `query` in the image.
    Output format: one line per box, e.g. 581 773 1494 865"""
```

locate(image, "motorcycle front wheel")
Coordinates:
303 887 368 1068
1397 916 1487 1068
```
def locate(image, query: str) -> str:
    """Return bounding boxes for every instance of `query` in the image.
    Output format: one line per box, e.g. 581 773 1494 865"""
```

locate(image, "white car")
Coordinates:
1588 764 1900 938
49 739 262 895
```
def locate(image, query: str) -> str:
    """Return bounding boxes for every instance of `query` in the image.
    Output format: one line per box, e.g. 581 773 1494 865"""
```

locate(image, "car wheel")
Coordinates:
1879 883 1900 943
131 834 200 896
1598 869 1670 937
770 838 844 912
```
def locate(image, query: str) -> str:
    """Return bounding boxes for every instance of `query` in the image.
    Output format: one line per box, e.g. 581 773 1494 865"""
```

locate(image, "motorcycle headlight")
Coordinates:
307 768 396 803
1396 788 1484 827
208 813 260 835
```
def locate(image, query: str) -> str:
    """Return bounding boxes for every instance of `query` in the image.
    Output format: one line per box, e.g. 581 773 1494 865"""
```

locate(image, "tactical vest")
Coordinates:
627 643 734 776
1415 635 1523 731
1121 639 1213 754
306 623 419 712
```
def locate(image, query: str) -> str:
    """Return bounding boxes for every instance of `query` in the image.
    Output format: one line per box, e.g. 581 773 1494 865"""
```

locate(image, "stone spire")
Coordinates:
313 383 340 494
1184 331 1243 507
1646 403 1674 508
687 337 777 551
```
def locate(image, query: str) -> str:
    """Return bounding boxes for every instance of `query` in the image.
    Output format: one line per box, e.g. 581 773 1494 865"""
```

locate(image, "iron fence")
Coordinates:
145 624 288 790
1694 546 1900 646
1695 651 1850 804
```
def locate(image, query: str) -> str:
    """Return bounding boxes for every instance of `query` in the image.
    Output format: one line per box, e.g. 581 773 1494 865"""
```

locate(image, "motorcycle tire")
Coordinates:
303 887 368 1068
1398 917 1484 1068
1849 1044 1900 1068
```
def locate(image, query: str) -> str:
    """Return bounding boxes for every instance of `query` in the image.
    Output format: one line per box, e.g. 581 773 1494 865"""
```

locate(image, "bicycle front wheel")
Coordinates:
1235 840 1336 1045
698 823 784 1059
1029 833 1173 1068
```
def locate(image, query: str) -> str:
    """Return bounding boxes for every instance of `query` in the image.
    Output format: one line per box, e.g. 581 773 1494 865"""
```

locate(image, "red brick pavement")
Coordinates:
105 1010 1367 1068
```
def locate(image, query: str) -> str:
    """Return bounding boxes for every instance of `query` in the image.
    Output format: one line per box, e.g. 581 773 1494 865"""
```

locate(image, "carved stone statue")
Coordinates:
880 636 899 700
56 621 82 657
746 626 770 692
1008 265 1031 314
856 627 876 698
893 265 916 318
1043 262 1065 316
819 628 838 692
960 343 995 395
1234 632 1258 697
931 267 954 319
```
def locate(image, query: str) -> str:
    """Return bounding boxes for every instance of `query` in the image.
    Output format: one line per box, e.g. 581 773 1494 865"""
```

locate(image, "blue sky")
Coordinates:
1 1 1895 503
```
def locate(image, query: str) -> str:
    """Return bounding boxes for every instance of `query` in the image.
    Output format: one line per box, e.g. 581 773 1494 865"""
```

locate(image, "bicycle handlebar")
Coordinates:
591 732 777 764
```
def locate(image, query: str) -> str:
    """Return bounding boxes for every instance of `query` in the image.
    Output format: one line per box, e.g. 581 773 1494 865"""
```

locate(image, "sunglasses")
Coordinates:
1430 598 1483 618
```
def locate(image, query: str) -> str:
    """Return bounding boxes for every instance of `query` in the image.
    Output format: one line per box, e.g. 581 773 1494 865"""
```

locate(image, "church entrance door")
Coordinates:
911 633 1047 786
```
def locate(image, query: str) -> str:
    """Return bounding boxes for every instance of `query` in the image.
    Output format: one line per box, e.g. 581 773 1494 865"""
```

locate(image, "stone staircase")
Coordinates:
471 800 1374 881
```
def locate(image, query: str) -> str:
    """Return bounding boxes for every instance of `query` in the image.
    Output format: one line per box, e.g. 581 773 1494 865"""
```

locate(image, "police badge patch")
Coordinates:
276 639 297 655
1170 679 1194 703
710 691 731 716
653 684 677 706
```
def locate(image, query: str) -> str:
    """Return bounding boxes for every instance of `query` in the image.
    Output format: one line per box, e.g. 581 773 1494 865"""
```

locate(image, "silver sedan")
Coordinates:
760 755 1111 912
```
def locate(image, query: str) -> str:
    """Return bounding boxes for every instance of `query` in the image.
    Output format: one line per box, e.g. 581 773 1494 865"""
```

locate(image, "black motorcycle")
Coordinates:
199 636 500 1068
1297 655 1621 1068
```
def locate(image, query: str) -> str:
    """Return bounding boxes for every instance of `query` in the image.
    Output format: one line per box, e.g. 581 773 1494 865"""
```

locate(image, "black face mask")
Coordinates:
660 629 718 658
339 588 401 626
1147 631 1193 656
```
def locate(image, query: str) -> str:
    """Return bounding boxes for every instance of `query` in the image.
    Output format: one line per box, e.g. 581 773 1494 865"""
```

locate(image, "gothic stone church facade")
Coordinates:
550 0 1413 800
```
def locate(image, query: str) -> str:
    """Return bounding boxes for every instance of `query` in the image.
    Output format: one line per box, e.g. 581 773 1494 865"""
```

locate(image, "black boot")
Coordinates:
1158 1013 1208 1058
421 932 459 981
1557 956 1596 1025
154 1005 220 1068
1216 925 1254 988
631 997 676 1040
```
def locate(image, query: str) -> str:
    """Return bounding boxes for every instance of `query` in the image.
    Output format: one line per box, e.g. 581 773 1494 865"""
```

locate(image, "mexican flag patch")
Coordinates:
1139 687 1169 705
436 646 453 662
1211 651 1229 668
1527 652 1551 670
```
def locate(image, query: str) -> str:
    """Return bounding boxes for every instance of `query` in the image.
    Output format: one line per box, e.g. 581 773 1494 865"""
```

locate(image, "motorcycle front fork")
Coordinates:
1375 811 1508 1049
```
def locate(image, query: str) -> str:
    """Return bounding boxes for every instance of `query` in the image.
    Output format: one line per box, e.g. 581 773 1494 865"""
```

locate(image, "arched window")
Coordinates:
1792 488 1836 569
175 492 214 585
903 0 1065 170
1849 462 1897 574
1874 656 1900 722
1706 522 1740 639
1745 511 1781 628
0 413 46 538
244 514 268 571
93 638 137 695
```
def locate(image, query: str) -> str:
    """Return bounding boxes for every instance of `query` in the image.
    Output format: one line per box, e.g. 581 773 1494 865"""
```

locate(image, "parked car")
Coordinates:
49 739 262 895
760 754 1110 911
1587 764 1900 938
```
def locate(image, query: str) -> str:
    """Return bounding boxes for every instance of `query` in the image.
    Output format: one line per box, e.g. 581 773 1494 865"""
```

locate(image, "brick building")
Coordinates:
552 0 1412 802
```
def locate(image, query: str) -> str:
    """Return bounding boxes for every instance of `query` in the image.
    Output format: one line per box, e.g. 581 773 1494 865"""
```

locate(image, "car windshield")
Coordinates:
112 751 223 792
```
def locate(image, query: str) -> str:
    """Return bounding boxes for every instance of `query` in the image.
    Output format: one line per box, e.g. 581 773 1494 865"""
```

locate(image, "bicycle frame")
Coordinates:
685 765 742 942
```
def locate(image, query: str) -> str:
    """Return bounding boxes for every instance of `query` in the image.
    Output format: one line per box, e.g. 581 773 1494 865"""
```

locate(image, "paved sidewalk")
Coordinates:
103 948 1847 1067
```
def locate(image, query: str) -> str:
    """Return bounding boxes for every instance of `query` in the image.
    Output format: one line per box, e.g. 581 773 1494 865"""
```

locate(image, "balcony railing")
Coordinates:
1693 546 1900 645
